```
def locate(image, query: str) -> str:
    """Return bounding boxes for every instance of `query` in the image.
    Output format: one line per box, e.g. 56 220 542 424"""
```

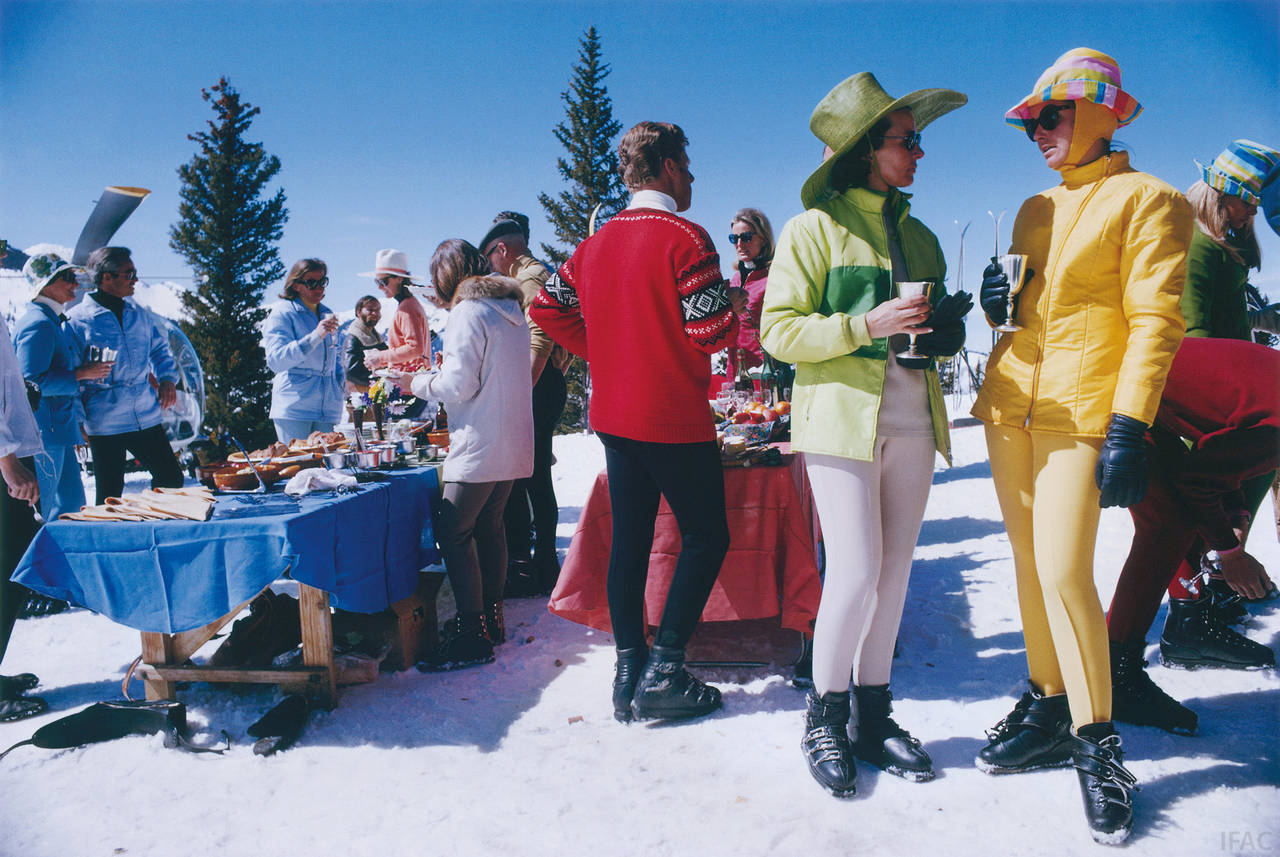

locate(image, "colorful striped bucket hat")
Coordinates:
1197 139 1280 206
1005 48 1141 133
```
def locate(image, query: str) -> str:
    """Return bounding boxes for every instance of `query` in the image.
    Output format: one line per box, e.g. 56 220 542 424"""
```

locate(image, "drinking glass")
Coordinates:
993 254 1028 333
895 281 933 367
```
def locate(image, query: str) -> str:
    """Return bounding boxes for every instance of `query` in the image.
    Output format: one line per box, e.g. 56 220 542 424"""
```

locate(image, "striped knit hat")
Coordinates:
1197 139 1280 206
1005 48 1141 133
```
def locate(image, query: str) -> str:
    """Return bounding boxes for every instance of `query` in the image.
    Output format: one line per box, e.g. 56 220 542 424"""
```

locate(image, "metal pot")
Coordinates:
323 450 352 469
422 444 439 461
353 449 381 469
374 444 396 465
395 436 416 455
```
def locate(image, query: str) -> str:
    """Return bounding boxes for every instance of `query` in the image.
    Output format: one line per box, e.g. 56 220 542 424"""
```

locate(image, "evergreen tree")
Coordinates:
169 77 287 450
539 27 627 432
539 27 628 264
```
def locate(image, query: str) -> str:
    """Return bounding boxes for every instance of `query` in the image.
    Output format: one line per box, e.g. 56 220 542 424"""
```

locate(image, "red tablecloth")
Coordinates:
549 445 821 635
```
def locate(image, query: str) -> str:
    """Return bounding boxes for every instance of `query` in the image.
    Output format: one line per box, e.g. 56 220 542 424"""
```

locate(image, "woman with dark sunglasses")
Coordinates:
970 48 1194 845
724 208 777 385
361 248 432 376
263 258 346 443
761 73 969 798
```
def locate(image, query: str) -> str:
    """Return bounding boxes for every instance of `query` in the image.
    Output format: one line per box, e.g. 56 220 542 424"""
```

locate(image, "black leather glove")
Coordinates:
915 320 965 357
1095 413 1150 508
914 291 973 357
980 258 1033 326
928 290 973 326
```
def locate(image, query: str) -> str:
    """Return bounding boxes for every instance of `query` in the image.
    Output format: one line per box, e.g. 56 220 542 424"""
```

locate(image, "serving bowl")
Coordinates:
723 420 775 445
351 449 380 469
323 450 353 469
212 465 263 491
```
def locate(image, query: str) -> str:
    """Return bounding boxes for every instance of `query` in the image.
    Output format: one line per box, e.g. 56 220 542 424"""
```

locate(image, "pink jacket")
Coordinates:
380 295 431 371
726 265 769 380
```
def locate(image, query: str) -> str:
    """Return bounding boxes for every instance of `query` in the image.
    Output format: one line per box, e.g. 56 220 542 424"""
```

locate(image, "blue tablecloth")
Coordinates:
13 466 441 634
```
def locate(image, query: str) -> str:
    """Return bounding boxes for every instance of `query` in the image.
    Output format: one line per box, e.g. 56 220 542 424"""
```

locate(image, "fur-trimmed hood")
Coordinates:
454 274 523 304
453 274 526 326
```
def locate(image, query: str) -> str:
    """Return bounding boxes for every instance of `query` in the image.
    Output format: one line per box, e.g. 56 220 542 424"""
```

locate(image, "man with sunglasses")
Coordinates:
64 246 183 504
479 214 570 598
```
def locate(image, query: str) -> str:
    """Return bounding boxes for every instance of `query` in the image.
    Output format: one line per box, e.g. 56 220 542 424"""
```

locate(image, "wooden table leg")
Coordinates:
140 632 177 700
299 583 337 708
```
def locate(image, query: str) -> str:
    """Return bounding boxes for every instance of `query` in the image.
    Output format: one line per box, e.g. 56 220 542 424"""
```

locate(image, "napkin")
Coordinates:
284 468 357 497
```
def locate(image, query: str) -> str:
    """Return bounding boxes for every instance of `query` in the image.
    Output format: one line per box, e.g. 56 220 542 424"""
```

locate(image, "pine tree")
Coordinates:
169 77 287 450
539 27 627 432
539 26 628 265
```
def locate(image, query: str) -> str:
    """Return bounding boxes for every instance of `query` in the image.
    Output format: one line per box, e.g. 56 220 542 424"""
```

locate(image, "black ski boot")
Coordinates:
630 646 721 722
416 612 495 672
1110 640 1197 735
1159 596 1276 669
1071 722 1138 845
484 600 506 645
850 684 933 782
503 560 543 599
0 673 39 699
1205 576 1249 626
802 690 857 797
791 635 814 690
975 682 1073 774
612 645 649 723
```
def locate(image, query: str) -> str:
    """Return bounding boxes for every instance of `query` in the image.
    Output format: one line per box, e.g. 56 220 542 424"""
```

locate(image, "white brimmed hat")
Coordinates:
23 252 82 299
359 248 415 282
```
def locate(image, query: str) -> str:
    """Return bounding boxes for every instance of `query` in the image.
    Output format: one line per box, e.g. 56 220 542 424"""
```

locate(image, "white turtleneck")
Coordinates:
627 189 678 214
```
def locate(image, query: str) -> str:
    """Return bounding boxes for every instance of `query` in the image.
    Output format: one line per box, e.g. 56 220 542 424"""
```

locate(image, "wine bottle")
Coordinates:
435 401 448 431
733 348 753 394
760 357 777 407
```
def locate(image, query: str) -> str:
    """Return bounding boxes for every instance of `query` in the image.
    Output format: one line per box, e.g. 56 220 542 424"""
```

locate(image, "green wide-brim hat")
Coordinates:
801 72 967 209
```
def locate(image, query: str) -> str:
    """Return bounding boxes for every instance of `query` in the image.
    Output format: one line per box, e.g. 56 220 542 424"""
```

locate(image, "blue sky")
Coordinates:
2 0 1278 349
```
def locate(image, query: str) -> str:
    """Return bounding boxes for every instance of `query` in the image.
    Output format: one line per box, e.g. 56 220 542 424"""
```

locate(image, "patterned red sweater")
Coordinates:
531 208 737 443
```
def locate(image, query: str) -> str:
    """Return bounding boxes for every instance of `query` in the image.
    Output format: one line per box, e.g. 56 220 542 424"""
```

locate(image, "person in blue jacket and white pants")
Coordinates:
262 258 346 443
64 247 183 505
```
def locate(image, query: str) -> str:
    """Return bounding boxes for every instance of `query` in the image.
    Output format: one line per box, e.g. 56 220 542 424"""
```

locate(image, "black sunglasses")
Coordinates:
297 276 328 289
879 131 923 151
728 232 757 245
1024 103 1074 140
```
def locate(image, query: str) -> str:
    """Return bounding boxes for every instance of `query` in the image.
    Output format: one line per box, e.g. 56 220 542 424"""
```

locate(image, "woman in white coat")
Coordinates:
410 240 533 671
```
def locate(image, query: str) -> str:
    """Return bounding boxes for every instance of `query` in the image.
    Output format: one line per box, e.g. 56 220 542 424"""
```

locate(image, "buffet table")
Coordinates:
549 444 822 638
13 464 443 707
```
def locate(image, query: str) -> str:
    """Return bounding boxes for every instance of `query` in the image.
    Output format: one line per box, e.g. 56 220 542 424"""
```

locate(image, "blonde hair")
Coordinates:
1186 180 1259 269
730 208 776 264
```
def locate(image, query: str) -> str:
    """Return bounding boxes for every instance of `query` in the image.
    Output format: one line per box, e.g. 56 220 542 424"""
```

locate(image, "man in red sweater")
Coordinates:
532 121 745 724
1106 337 1279 735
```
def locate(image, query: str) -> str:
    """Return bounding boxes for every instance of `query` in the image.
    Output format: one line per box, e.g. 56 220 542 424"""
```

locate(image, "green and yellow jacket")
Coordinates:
760 186 952 463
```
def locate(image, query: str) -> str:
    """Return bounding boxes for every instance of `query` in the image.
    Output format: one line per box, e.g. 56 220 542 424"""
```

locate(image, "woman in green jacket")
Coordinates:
1182 139 1278 340
761 73 969 798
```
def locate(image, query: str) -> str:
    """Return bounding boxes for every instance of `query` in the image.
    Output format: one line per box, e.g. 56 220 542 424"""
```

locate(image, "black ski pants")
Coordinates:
597 432 730 650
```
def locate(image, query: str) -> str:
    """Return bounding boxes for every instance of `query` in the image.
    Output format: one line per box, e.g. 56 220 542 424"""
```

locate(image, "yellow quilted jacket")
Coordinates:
971 152 1192 436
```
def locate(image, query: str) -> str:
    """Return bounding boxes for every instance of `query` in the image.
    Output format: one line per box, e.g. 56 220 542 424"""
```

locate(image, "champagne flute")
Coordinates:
993 253 1028 333
715 383 733 417
895 281 933 368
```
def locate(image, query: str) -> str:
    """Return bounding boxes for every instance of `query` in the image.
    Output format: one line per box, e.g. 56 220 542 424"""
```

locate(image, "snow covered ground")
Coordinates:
1 414 1277 857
